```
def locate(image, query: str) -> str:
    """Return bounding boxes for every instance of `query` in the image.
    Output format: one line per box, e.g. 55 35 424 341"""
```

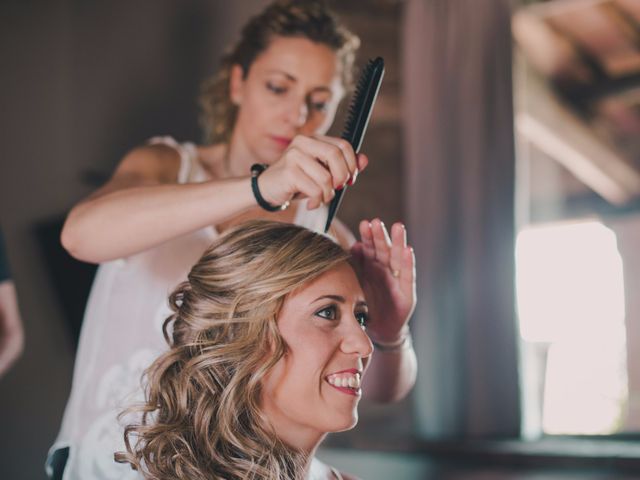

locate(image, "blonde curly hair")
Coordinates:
199 0 360 144
116 220 350 480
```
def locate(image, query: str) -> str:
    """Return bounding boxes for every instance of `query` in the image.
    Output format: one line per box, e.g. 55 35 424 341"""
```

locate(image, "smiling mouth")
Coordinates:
325 370 362 397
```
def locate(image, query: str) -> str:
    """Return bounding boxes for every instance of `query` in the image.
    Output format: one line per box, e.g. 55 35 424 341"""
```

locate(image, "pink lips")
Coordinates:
270 136 292 149
325 368 363 397
330 368 360 375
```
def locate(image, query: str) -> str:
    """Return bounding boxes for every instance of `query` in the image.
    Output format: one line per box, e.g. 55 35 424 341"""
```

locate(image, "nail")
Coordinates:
350 169 359 185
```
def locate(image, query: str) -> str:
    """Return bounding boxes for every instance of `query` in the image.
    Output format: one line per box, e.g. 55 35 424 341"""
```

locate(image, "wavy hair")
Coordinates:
199 0 360 143
115 220 349 480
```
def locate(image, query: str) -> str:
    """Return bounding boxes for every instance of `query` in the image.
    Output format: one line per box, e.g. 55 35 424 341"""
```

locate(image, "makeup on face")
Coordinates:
260 263 373 450
229 36 344 166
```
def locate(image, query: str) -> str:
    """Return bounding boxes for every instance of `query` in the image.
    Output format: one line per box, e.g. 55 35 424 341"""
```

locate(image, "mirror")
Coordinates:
513 0 640 436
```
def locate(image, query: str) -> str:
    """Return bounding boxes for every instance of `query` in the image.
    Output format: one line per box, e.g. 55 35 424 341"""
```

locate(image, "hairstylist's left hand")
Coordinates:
350 219 416 343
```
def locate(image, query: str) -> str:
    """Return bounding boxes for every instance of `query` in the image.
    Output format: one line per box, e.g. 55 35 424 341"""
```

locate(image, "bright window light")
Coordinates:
516 220 628 434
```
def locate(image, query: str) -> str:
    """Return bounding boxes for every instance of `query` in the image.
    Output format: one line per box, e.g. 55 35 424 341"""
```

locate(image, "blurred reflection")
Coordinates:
513 0 640 436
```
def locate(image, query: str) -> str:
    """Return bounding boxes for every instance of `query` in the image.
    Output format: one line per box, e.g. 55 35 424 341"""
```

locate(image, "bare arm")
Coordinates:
61 145 256 263
332 219 417 403
0 281 24 378
62 136 365 263
360 335 417 403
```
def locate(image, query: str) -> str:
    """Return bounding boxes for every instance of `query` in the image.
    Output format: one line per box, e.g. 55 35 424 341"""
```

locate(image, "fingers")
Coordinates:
291 166 329 210
359 220 376 258
264 135 365 208
400 245 416 292
294 151 336 206
356 153 369 171
389 223 407 276
314 135 358 186
390 223 415 295
346 153 367 186
359 220 415 287
290 135 357 188
359 218 392 264
260 151 324 208
371 219 392 264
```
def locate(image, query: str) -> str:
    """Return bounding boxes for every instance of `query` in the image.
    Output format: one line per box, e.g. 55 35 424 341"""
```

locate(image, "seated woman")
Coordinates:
116 220 376 480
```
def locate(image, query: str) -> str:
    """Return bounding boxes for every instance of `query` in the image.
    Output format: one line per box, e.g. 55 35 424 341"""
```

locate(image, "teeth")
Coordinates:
327 373 361 389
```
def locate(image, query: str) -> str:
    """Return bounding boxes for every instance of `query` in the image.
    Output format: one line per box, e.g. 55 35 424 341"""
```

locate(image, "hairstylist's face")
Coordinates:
262 262 373 450
229 36 344 165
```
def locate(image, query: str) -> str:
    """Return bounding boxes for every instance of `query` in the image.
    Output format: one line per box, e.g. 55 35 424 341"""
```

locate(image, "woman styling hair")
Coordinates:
48 1 416 479
116 220 371 480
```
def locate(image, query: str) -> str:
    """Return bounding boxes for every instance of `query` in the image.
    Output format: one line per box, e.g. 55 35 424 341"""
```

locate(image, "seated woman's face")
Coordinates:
262 262 373 445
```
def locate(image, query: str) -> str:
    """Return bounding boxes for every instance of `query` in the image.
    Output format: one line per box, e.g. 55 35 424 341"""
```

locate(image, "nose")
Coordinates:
284 98 309 128
340 322 374 359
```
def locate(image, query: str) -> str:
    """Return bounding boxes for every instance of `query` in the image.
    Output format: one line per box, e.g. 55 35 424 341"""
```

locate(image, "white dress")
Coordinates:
46 137 329 480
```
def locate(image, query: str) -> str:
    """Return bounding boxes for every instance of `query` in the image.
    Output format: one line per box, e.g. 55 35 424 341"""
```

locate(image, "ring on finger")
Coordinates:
391 269 400 278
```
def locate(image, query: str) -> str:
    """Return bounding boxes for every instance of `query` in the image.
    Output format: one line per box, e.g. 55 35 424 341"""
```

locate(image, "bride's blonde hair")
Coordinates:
116 220 349 480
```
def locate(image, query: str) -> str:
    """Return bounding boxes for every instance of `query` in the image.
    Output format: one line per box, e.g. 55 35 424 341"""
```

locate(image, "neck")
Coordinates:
299 442 327 480
273 425 326 480
226 130 259 178
276 424 326 457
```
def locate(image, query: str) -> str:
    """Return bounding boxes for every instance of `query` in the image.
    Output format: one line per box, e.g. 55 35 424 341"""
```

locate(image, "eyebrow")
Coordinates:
266 70 333 94
312 295 368 308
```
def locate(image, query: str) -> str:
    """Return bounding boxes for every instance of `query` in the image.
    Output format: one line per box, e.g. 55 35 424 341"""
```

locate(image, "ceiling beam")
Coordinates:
515 66 640 205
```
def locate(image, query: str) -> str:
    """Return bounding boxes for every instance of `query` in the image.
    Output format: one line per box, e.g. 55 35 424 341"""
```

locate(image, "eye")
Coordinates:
266 81 288 95
308 100 328 113
355 311 369 329
307 93 331 113
315 305 338 321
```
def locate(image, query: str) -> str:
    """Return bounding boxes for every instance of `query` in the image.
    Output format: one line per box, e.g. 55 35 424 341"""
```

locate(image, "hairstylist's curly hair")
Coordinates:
199 0 360 144
115 220 349 480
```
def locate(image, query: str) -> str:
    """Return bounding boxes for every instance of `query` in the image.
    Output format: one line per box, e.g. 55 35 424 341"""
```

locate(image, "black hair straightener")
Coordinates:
324 57 385 233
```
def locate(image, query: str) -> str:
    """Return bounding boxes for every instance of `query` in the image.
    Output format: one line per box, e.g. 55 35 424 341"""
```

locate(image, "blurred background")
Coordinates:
1 0 640 478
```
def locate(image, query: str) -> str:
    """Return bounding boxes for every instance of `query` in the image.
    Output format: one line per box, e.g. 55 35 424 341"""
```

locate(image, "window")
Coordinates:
516 221 628 435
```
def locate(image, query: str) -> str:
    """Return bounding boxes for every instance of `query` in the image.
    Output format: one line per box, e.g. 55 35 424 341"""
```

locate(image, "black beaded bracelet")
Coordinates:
250 163 289 212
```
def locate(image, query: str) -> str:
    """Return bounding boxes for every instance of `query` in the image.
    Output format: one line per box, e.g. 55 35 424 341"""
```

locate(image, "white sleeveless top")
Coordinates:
47 137 330 480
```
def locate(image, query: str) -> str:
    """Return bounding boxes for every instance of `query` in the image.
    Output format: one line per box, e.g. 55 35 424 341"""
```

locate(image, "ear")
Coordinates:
229 64 245 106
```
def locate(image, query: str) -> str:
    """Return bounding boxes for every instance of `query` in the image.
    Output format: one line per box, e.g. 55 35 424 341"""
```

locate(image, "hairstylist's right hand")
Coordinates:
257 134 368 210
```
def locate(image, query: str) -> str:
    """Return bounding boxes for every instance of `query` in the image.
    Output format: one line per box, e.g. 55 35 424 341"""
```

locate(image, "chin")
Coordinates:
324 410 359 433
258 140 287 163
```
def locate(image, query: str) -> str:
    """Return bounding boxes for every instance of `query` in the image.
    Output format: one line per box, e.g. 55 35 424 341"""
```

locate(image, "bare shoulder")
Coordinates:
80 143 182 202
115 143 182 184
329 217 357 250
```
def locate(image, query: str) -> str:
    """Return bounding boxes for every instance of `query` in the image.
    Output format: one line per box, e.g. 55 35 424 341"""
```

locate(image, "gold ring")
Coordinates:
391 269 400 278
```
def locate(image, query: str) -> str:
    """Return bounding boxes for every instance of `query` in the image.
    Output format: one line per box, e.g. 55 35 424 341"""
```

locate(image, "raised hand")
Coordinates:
351 219 416 343
257 134 368 209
